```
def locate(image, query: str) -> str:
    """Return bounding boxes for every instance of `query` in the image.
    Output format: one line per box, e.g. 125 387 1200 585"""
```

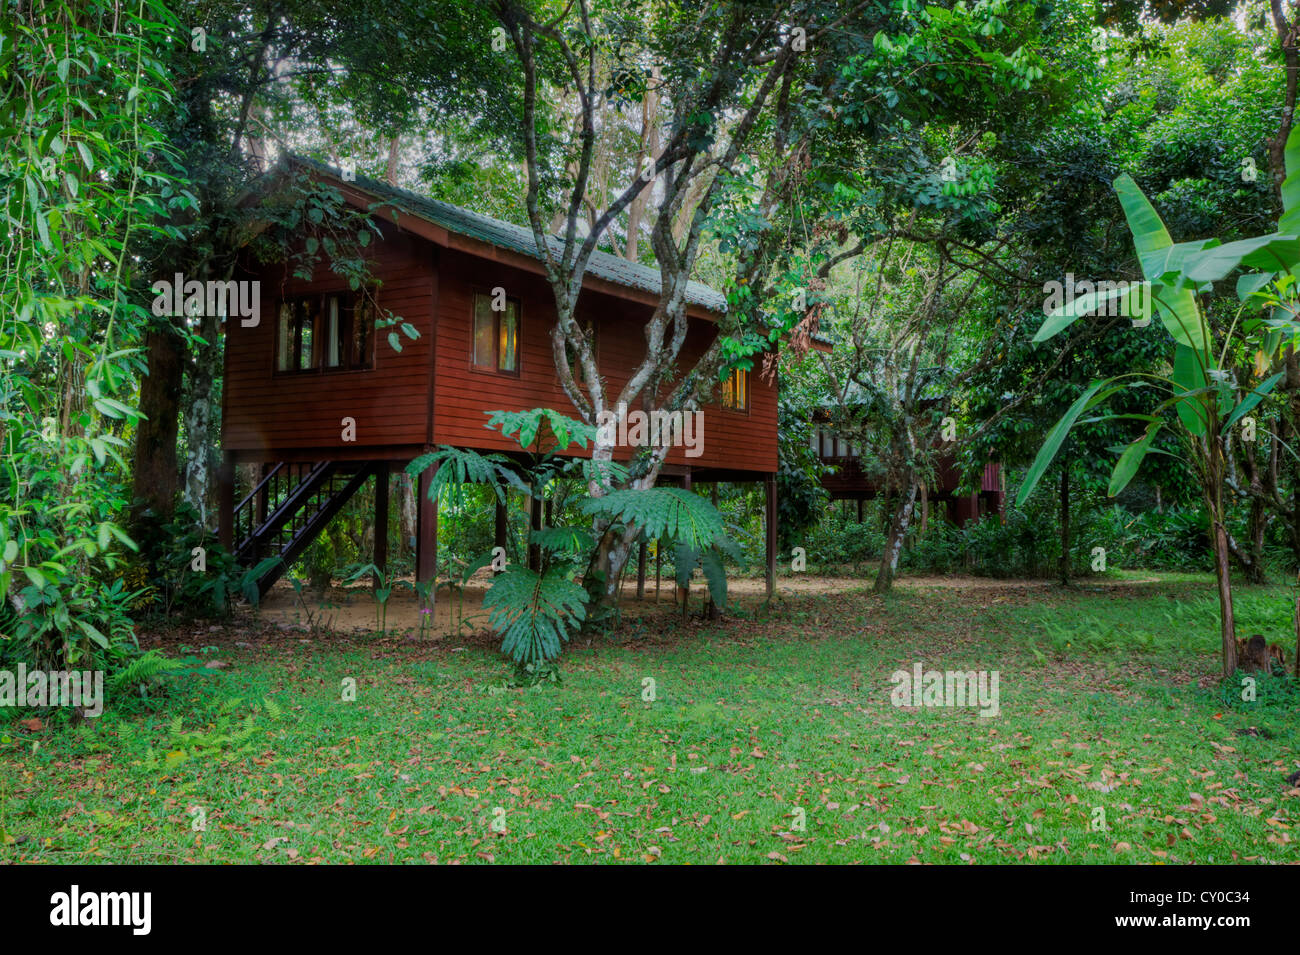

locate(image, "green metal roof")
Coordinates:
287 154 727 312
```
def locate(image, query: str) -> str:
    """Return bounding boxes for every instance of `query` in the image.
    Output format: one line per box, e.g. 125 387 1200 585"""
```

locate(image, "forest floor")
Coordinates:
2 571 1298 864
250 566 1166 635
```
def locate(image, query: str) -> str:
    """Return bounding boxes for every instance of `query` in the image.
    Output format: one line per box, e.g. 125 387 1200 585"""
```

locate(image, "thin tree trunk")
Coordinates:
1213 519 1239 678
1206 428 1238 677
874 480 917 594
399 472 418 560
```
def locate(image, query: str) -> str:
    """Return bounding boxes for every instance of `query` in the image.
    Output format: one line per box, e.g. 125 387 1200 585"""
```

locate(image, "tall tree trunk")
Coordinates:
874 479 917 594
181 309 220 527
385 137 400 185
1269 0 1299 204
398 472 418 560
133 324 185 521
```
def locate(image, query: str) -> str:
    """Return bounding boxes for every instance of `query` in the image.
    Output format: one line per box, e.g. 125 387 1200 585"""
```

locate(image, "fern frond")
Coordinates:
406 446 517 507
486 408 595 454
109 649 184 692
482 566 587 665
583 488 725 551
530 526 595 555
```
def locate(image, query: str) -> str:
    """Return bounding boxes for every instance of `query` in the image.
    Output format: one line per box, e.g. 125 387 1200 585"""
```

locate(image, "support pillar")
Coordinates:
655 540 665 600
679 470 692 607
416 463 438 607
636 538 647 600
256 462 269 527
765 473 778 598
217 452 235 550
494 495 508 575
373 464 389 589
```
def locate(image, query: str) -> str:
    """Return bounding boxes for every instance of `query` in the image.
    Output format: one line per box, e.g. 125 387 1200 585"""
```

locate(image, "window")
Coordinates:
472 291 520 374
276 292 374 374
720 367 749 412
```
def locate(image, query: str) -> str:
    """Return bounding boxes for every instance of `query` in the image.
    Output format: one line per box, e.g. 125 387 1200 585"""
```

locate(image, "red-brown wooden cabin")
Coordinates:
218 156 784 600
811 423 1005 526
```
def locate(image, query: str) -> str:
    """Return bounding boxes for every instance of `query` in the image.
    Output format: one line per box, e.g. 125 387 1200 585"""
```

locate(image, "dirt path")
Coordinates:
251 570 1159 637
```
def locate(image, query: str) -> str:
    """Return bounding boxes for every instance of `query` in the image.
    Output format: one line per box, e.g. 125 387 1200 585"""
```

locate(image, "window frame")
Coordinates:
273 290 376 377
470 289 522 378
719 366 750 414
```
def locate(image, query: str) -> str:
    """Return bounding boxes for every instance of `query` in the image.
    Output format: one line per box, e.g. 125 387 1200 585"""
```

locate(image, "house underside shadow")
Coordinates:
217 453 781 608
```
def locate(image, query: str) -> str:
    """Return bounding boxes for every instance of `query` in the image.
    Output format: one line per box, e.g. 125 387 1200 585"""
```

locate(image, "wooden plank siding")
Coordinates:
431 248 776 474
225 224 777 475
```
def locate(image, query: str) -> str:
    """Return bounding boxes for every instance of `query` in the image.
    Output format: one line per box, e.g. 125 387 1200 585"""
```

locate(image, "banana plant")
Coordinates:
1017 149 1300 678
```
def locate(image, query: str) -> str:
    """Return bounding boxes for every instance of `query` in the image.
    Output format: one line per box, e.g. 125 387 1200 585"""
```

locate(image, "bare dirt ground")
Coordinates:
249 569 1161 637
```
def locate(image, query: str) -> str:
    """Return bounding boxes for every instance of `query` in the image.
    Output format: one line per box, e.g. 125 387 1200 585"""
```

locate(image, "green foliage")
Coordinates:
486 408 595 455
109 649 187 710
583 488 724 552
1 0 185 678
406 446 521 508
482 566 587 666
138 696 282 770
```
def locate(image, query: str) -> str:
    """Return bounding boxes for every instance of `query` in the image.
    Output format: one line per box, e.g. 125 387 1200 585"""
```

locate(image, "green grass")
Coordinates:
2 573 1297 864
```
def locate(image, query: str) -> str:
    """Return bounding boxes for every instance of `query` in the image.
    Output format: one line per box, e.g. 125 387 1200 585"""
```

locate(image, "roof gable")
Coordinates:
287 155 727 313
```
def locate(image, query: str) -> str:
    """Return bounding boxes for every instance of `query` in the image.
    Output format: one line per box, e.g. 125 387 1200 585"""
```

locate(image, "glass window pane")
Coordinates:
326 296 341 367
499 302 517 371
299 301 316 370
473 295 495 368
353 299 373 369
277 303 292 371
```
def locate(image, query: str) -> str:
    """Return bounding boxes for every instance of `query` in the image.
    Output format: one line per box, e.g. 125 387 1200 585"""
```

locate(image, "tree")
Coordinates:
492 0 874 608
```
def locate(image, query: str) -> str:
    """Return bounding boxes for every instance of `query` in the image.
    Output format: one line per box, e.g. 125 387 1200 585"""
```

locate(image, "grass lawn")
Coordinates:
3 572 1297 864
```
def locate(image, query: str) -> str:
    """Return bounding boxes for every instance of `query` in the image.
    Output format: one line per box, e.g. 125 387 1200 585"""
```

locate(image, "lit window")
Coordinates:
276 293 374 373
473 292 520 373
721 367 749 411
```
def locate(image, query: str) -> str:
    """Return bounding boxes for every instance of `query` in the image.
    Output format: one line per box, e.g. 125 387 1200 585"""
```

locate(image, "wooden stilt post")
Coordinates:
373 464 389 590
217 452 235 551
680 470 692 608
416 463 438 609
655 539 661 603
256 462 269 527
494 495 508 576
637 538 647 600
857 497 864 523
765 473 778 599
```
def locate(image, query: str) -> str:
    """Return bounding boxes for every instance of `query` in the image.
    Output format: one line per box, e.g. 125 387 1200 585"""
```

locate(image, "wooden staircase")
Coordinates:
230 460 380 596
